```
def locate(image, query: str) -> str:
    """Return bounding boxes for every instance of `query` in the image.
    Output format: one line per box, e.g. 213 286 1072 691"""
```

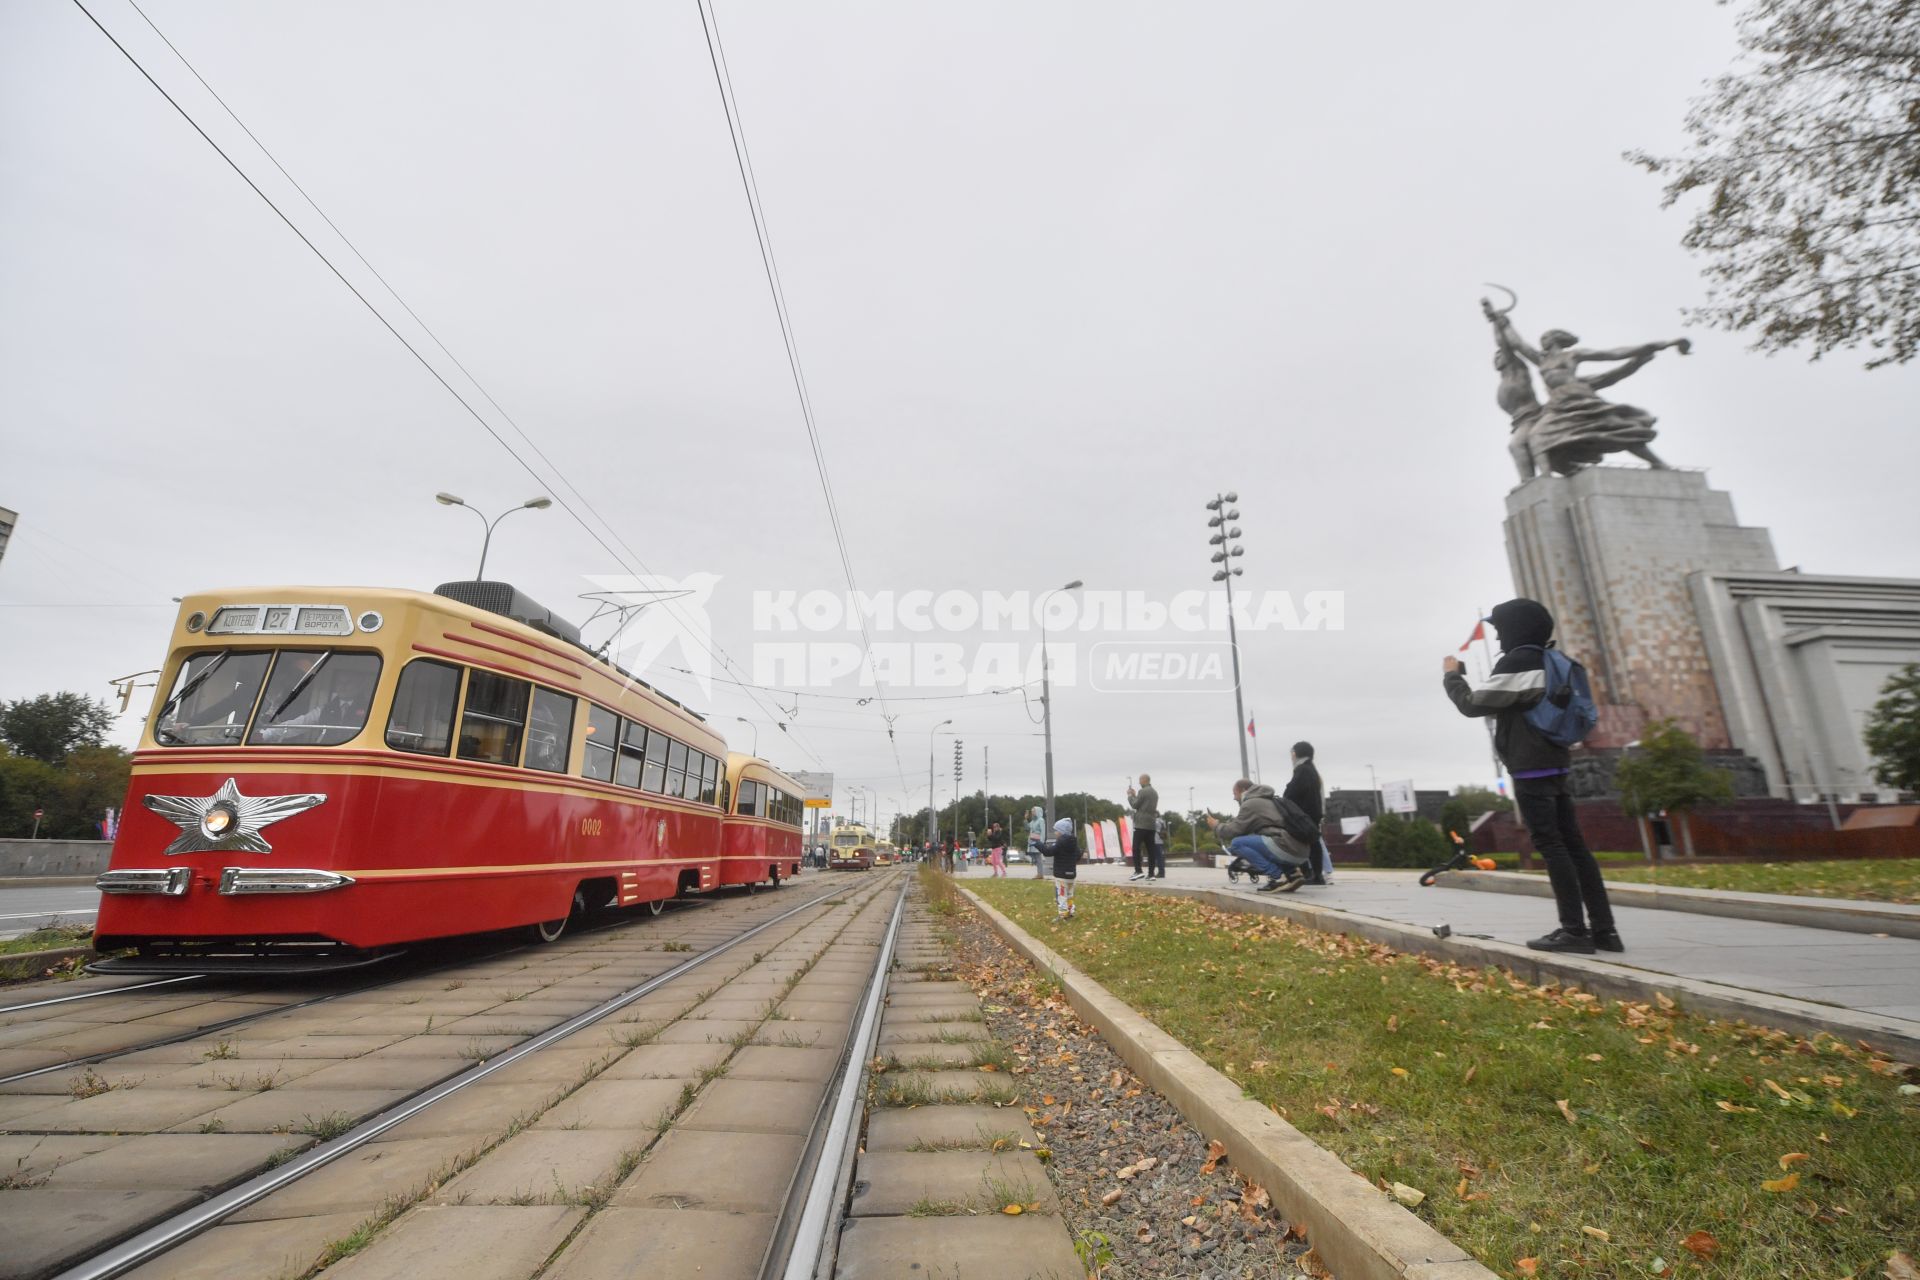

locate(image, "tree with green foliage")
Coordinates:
1364 813 1451 869
1439 785 1513 842
1863 663 1920 795
1614 719 1735 857
1629 0 1920 368
0 692 117 765
0 742 131 839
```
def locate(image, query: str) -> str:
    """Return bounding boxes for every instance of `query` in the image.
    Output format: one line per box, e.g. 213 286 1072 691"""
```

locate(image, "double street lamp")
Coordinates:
436 492 552 580
927 719 954 850
1206 493 1251 780
1039 579 1083 833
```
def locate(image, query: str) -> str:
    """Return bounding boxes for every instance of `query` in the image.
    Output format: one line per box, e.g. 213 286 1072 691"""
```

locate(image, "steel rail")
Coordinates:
52 877 874 1280
770 876 910 1280
0 975 204 1017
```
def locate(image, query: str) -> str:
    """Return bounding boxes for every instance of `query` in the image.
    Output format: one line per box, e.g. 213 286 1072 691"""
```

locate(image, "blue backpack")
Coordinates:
1512 645 1598 747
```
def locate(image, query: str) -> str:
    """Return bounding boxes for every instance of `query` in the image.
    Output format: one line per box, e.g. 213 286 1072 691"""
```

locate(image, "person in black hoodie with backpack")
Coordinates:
1443 598 1622 955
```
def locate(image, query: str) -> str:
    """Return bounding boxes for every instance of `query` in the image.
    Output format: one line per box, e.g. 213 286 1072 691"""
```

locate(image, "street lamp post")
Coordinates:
1039 580 1083 834
928 719 953 852
435 492 552 580
734 717 759 757
1205 494 1251 780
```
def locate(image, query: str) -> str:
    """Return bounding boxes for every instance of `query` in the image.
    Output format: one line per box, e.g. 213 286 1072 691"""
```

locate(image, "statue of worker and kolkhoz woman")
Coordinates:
1483 285 1692 483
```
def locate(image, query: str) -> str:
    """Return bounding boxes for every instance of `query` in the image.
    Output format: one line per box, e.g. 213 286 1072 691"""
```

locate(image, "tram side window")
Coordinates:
736 779 759 816
616 720 647 789
458 670 530 766
386 660 461 756
250 651 383 747
665 740 689 798
700 755 719 805
526 688 575 774
155 650 272 747
685 751 708 802
642 729 668 792
582 704 618 782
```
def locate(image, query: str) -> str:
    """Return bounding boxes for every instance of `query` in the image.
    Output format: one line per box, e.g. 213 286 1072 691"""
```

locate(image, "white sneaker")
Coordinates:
1128 873 1145 882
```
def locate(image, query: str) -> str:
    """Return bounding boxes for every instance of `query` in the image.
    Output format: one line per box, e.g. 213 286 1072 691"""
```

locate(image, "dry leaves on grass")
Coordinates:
1514 1258 1539 1277
1555 1099 1577 1124
1760 1171 1800 1193
1885 1251 1919 1280
1680 1230 1720 1260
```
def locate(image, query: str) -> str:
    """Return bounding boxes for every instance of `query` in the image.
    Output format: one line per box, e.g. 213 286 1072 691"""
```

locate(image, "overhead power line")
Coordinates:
71 0 822 763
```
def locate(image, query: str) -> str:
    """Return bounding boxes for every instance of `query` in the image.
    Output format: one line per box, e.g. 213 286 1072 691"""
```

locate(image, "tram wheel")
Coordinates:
530 914 567 943
769 866 782 889
647 898 666 917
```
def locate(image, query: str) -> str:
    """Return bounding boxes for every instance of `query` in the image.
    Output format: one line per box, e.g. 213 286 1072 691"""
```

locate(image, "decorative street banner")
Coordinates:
1085 822 1107 860
1117 816 1133 854
1098 820 1121 862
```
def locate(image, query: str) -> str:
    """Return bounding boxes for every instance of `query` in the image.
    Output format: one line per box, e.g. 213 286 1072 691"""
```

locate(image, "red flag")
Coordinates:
1246 717 1256 737
1458 621 1485 652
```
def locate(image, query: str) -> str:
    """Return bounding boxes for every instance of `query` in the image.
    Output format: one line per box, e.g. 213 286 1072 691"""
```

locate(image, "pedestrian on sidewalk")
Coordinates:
986 822 1008 877
1206 779 1308 893
1285 741 1333 885
1443 597 1622 955
1026 805 1048 878
1126 773 1161 881
1045 817 1080 920
1153 815 1169 879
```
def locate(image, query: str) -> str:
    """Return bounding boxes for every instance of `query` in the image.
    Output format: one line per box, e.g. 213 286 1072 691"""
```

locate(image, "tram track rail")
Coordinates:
46 875 887 1280
0 898 717 1089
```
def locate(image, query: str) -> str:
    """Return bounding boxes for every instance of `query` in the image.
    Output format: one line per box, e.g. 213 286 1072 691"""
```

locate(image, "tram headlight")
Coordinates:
201 805 236 840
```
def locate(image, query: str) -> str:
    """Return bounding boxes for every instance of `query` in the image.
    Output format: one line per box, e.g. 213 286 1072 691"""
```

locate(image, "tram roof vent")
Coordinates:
433 580 582 646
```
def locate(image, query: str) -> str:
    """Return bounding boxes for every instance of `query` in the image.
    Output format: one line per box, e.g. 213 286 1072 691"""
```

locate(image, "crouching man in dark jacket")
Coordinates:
1207 780 1308 893
1443 598 1622 955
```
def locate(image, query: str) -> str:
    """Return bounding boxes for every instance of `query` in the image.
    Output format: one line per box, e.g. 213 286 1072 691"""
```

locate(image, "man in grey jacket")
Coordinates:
1126 773 1162 881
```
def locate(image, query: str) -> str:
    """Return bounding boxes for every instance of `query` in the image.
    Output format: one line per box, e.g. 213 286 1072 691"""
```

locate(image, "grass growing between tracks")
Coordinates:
968 879 1920 1280
1594 858 1920 906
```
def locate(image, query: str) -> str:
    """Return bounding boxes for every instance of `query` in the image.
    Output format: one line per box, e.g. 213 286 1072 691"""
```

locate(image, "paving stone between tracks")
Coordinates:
227 1134 478 1223
477 1044 617 1086
611 1128 803 1213
170 1086 414 1135
863 1104 1038 1153
849 1149 1058 1217
653 1017 758 1045
286 1054 469 1092
883 1040 980 1067
533 1076 687 1132
724 1044 837 1081
747 1019 842 1047
596 1041 730 1081
876 1020 989 1046
833 1212 1088 1280
430 1128 649 1204
374 1083 555 1140
44 1132 312 1191
5 1087 231 1134
116 1208 366 1280
875 1070 1020 1106
0 1133 126 1179
0 1188 201 1280
543 1206 776 1279
324 1204 586 1279
675 1078 823 1135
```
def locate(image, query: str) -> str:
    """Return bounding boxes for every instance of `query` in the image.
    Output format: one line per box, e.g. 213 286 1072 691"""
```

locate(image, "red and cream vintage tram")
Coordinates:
93 582 780 971
716 754 805 890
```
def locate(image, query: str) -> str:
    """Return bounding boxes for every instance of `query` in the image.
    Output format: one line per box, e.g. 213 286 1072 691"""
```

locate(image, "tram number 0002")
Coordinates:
578 818 604 837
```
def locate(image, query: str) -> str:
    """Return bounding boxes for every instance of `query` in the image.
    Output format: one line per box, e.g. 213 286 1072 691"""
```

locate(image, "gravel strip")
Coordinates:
944 905 1320 1279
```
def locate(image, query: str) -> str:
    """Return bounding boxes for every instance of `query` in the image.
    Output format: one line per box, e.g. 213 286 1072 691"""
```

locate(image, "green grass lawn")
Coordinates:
1593 860 1920 906
0 925 91 958
969 879 1919 1280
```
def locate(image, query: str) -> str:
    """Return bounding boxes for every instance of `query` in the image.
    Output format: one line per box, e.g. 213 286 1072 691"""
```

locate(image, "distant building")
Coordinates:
0 506 15 567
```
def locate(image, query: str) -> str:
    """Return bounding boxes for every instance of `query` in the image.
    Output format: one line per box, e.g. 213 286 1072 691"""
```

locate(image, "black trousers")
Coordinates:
1514 773 1615 932
1131 828 1151 872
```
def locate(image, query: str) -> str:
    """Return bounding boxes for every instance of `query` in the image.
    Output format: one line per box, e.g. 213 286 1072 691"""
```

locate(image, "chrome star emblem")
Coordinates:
143 777 327 856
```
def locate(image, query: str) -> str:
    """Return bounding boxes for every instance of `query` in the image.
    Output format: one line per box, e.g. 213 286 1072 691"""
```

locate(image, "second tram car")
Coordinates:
718 754 805 890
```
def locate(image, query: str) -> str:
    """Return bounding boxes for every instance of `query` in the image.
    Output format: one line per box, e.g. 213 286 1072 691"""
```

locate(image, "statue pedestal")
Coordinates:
1503 467 1778 751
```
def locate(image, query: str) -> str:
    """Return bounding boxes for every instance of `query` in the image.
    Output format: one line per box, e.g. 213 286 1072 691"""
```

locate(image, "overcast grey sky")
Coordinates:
3 1 1917 829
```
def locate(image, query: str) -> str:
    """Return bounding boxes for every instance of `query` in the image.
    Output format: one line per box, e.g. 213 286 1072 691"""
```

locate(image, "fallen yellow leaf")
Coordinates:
1556 1099 1577 1124
1391 1067 1409 1078
1779 1152 1810 1169
1885 1249 1919 1280
1680 1230 1720 1259
1002 1203 1023 1216
1763 1078 1794 1100
1761 1172 1800 1193
1515 1258 1540 1277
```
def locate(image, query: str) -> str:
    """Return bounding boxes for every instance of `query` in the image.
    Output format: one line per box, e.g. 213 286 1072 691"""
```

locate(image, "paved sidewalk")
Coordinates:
1071 864 1920 1027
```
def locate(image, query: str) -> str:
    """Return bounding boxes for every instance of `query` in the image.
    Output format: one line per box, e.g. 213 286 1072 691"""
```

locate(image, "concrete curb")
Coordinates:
0 876 99 888
1436 869 1920 941
959 888 1500 1280
1118 882 1920 1061
0 945 94 981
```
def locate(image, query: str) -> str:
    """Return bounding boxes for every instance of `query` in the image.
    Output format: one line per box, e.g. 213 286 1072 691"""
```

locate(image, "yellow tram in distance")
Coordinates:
826 822 874 871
